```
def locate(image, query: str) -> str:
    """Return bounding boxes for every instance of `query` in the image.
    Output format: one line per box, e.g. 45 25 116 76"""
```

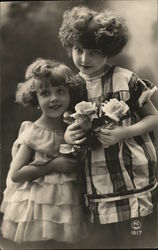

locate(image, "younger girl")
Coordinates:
59 6 158 248
0 58 87 246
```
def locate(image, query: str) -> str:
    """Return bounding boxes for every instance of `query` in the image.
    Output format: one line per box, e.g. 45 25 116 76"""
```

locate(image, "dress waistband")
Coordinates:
85 180 157 203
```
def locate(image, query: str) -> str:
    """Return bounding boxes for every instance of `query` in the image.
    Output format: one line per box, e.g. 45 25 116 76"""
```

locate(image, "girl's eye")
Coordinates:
57 88 65 94
40 90 50 96
91 50 101 56
75 47 82 53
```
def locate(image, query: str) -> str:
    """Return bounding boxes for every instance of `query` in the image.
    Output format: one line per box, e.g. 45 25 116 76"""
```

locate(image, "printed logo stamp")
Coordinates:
131 219 142 236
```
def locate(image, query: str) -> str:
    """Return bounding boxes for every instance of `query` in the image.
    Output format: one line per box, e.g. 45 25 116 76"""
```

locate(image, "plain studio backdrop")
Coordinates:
1 0 158 249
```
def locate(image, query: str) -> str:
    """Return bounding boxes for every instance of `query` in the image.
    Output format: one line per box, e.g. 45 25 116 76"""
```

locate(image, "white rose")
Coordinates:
75 101 97 115
101 99 129 122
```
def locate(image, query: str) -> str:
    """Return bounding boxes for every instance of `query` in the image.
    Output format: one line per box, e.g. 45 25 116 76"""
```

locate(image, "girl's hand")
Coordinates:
96 126 124 148
49 156 79 173
11 144 79 182
64 122 87 145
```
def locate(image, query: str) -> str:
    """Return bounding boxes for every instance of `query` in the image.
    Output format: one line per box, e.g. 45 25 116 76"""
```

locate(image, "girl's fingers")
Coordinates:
74 137 87 145
69 133 86 144
99 128 111 135
97 133 111 143
68 122 80 131
74 129 85 135
97 137 110 148
75 131 85 139
70 130 86 139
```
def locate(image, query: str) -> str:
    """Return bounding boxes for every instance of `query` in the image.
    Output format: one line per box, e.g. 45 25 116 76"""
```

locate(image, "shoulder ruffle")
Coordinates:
11 121 33 158
12 121 65 157
112 67 157 111
127 77 157 111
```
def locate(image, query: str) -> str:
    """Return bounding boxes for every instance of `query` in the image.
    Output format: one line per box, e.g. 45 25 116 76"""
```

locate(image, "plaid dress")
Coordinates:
79 65 158 224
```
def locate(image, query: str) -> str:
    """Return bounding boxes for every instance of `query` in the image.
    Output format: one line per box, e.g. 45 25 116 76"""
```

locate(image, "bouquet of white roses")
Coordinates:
60 98 129 155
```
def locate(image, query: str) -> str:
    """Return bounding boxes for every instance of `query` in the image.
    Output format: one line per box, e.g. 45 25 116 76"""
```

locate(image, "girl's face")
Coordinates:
37 85 70 118
72 42 108 77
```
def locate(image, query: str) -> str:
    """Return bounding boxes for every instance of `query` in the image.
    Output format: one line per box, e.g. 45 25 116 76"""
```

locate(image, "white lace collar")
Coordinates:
79 64 111 82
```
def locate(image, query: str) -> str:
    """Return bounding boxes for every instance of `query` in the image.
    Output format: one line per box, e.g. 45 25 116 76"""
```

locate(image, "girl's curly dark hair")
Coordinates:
16 58 87 109
59 6 128 57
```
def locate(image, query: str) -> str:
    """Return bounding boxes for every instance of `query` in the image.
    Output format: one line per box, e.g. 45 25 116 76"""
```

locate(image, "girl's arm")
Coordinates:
65 101 158 146
11 144 79 182
97 101 158 147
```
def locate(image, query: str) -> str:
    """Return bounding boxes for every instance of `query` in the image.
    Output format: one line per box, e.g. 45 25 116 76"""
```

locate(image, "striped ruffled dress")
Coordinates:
79 65 158 224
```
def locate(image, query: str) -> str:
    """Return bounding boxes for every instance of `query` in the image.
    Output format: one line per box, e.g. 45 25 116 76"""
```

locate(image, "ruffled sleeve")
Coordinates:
11 121 33 158
12 121 65 159
127 76 157 111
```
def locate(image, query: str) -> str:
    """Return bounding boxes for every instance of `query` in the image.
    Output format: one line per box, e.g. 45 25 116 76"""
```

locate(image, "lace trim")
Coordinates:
79 64 111 81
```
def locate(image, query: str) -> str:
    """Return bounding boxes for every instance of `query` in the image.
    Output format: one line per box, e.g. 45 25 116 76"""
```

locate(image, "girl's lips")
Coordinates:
80 65 92 69
49 104 62 110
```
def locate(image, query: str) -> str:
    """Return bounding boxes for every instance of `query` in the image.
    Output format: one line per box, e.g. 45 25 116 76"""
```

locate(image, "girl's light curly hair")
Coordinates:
16 58 87 109
59 6 128 57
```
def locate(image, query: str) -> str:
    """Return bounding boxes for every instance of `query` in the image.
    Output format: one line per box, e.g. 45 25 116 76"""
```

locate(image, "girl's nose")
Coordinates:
50 93 57 102
81 51 89 64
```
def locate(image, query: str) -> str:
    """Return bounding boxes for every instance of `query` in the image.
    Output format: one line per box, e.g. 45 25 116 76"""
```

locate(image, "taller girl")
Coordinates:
59 6 158 248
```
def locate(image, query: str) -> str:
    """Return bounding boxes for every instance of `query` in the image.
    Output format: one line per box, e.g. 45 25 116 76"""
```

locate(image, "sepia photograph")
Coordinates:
1 1 158 249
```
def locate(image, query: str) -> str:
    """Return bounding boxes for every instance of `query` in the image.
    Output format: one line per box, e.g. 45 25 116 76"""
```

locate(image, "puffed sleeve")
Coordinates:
11 121 65 166
11 121 33 158
127 76 157 112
